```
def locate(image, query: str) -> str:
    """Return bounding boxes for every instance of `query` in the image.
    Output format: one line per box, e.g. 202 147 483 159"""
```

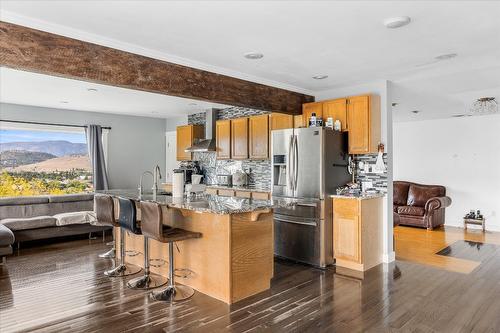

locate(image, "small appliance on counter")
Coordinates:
217 174 232 187
174 161 201 184
232 170 248 187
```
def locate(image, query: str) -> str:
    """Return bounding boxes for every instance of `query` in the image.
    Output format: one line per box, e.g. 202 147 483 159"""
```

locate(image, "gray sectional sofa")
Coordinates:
0 194 110 251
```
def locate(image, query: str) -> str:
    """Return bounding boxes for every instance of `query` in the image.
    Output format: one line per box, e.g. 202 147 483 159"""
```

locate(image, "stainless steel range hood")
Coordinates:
185 109 218 152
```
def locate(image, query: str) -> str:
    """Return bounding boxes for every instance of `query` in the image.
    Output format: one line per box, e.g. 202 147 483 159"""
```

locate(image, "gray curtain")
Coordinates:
85 125 109 190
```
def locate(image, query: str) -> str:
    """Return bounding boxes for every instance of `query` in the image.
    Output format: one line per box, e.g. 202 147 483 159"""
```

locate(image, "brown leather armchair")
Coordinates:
393 181 452 230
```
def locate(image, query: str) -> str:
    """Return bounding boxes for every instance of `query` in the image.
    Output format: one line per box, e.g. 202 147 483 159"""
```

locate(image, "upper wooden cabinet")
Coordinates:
302 102 323 124
269 113 293 130
249 114 269 159
176 125 204 161
231 117 249 160
294 114 305 128
216 120 231 160
347 95 380 154
323 98 348 131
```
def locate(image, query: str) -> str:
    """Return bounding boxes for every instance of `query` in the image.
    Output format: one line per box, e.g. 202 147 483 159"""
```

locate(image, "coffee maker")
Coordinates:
173 161 201 184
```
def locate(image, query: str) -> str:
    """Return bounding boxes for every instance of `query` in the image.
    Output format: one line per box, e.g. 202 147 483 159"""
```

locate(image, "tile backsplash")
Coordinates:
353 153 388 192
189 107 271 189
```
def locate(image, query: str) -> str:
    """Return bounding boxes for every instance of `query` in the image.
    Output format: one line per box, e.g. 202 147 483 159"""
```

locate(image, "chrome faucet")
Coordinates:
138 171 153 198
153 165 162 195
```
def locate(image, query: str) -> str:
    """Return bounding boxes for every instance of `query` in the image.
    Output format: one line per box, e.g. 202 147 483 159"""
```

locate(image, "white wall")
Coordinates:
394 115 500 231
316 80 394 262
1 103 166 189
165 115 187 131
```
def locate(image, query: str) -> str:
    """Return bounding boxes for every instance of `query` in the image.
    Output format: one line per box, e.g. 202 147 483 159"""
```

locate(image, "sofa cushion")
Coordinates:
393 205 400 213
393 182 410 206
0 224 15 246
0 216 57 231
53 211 96 226
407 184 445 207
0 196 49 206
49 194 94 203
397 205 425 216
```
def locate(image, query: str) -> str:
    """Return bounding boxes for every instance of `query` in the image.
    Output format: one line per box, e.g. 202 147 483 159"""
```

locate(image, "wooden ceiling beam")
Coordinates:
0 21 313 115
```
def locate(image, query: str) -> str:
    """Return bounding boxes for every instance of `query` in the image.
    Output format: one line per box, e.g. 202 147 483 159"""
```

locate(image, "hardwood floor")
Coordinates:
2 233 500 332
395 225 500 273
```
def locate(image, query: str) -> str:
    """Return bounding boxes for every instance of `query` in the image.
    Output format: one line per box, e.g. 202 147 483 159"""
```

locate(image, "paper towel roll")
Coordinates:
172 172 185 198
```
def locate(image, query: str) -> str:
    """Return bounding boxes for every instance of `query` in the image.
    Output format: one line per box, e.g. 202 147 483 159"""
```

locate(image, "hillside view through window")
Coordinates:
0 128 93 197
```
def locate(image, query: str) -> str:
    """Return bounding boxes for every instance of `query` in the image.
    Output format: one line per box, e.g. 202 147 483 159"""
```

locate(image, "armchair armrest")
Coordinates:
425 196 452 211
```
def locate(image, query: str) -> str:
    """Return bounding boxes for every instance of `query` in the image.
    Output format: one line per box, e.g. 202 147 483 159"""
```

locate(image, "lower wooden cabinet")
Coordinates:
333 196 383 271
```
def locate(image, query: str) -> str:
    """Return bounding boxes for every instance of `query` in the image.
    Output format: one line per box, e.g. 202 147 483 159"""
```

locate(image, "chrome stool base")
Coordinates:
104 263 141 277
127 274 167 290
99 247 116 259
150 284 194 302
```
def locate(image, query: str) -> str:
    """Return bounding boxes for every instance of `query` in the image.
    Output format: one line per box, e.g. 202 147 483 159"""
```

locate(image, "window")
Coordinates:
0 125 94 197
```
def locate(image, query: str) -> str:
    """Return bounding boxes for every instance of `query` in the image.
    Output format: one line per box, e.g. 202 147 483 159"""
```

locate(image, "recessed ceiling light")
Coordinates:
312 75 328 80
452 114 467 118
392 102 399 107
60 101 69 104
411 110 420 114
244 52 264 60
435 53 458 61
384 16 411 29
87 88 98 92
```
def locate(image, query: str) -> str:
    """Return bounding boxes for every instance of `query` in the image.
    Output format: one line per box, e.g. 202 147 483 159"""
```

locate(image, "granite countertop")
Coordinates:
330 192 386 200
206 184 271 193
96 189 288 215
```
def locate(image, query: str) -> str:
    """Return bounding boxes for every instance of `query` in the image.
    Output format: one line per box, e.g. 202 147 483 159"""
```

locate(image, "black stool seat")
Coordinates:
118 197 141 235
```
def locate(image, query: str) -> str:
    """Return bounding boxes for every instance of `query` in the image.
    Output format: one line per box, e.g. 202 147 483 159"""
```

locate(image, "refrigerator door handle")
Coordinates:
294 134 299 193
288 135 294 189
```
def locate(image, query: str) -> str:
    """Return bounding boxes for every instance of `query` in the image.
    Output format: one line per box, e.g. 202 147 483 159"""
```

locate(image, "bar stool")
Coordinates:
104 197 142 277
140 201 201 302
93 194 116 259
126 201 168 290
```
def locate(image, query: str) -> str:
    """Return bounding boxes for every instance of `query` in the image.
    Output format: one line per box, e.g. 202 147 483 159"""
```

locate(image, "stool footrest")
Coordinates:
149 258 167 268
174 268 194 279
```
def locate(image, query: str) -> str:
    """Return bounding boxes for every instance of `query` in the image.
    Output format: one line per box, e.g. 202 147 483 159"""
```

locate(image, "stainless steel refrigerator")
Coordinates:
271 127 350 267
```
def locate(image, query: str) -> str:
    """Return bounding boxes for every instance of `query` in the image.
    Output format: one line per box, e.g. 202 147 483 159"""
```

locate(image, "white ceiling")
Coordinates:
1 1 499 121
0 67 230 118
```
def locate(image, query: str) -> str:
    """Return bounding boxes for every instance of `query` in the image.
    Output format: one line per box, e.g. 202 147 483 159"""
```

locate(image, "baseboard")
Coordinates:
383 251 396 263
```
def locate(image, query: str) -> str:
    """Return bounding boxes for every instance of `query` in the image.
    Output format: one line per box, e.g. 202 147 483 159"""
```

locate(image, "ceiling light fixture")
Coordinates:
392 102 399 107
244 52 264 60
312 75 328 80
411 110 420 114
470 97 498 115
87 88 98 92
435 53 458 61
384 16 411 29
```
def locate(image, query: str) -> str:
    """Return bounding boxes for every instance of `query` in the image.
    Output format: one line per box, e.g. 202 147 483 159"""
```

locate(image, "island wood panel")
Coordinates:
116 208 274 304
230 211 274 303
0 21 313 114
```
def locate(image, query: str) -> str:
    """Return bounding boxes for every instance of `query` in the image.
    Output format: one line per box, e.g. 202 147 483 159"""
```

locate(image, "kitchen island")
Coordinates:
98 190 279 304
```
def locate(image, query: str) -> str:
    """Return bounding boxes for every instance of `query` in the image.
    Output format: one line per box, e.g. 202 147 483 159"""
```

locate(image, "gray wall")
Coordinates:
1 103 166 189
